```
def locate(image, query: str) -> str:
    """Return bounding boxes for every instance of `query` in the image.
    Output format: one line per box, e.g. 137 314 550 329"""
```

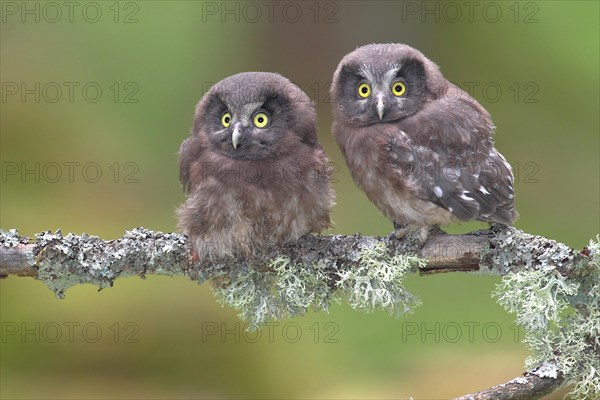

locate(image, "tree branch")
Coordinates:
0 225 590 280
454 362 565 400
0 226 595 400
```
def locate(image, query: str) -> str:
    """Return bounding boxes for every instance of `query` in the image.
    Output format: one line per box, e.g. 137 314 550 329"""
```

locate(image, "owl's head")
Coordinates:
330 43 447 127
193 72 317 160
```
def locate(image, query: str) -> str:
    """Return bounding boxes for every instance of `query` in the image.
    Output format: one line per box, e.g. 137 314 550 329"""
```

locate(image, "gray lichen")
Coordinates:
487 226 578 276
35 230 118 297
33 228 188 298
1 229 29 246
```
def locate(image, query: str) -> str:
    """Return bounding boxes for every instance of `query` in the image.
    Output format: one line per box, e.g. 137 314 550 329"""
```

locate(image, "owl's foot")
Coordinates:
392 222 410 238
189 248 200 263
392 223 440 246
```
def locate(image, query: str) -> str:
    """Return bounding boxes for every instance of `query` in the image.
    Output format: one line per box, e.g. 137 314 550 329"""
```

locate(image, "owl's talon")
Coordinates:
190 249 199 263
393 226 410 239
392 224 432 247
393 221 407 231
427 225 445 236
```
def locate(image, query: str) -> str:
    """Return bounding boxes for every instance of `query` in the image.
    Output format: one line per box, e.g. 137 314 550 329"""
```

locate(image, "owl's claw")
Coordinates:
392 221 406 231
189 249 199 263
392 223 441 246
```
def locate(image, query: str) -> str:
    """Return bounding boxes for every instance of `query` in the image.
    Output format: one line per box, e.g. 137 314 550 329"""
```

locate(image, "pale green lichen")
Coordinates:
494 270 579 331
213 242 425 329
336 242 424 316
213 257 334 330
272 256 331 313
494 235 600 399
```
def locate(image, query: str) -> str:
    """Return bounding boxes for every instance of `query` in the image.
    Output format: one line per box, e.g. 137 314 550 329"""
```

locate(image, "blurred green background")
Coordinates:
1 1 598 399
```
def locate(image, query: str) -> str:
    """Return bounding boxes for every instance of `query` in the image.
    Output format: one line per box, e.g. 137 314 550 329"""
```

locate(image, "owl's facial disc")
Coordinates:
218 101 266 150
205 96 288 160
198 80 302 160
335 60 426 126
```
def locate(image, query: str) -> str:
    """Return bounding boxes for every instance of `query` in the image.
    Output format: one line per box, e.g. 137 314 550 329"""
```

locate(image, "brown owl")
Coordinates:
178 72 334 261
330 44 517 239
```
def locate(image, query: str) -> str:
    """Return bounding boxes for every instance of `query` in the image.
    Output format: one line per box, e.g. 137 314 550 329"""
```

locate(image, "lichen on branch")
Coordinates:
213 241 425 329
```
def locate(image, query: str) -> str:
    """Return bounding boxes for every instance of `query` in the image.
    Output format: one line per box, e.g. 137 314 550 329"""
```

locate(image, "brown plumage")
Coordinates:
178 72 334 260
330 44 517 234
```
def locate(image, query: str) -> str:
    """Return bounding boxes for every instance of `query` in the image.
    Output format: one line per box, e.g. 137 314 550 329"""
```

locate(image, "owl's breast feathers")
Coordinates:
340 123 454 226
177 134 333 259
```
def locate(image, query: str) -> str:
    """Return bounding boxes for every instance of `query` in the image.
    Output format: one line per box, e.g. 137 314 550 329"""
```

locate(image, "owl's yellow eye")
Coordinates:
221 112 232 127
253 112 269 128
391 81 406 96
358 83 371 98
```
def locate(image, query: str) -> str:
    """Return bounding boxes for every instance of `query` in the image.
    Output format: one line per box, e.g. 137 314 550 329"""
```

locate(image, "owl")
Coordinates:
330 44 517 239
178 72 334 261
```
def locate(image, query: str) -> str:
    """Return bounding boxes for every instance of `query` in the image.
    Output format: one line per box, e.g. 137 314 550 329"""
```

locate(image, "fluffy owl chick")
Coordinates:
178 72 334 261
330 44 517 239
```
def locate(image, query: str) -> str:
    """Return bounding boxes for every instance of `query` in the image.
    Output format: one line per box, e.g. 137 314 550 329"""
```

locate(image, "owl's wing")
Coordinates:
178 134 204 194
386 129 517 225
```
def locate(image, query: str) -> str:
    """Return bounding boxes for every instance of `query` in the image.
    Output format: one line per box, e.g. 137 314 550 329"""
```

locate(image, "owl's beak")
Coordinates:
376 94 385 120
232 124 242 149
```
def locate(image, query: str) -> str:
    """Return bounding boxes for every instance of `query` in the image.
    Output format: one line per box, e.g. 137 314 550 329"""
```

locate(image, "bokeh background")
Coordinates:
1 1 598 399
